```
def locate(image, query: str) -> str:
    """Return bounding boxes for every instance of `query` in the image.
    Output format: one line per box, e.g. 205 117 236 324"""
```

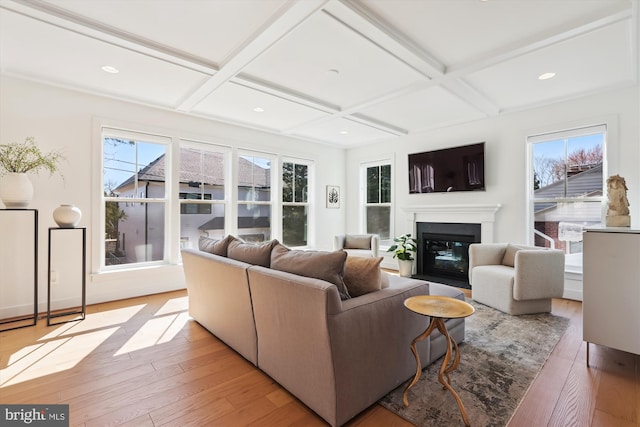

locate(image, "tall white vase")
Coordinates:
0 172 34 208
398 259 414 277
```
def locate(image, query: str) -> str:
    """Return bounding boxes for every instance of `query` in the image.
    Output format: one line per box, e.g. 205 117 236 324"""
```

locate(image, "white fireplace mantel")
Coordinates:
401 204 502 243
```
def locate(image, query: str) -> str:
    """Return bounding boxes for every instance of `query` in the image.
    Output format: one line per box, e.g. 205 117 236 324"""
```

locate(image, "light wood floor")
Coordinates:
1 290 638 427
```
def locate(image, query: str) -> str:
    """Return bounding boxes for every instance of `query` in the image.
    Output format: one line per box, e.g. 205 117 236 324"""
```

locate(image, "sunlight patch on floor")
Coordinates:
1 327 120 387
155 296 188 316
114 312 189 356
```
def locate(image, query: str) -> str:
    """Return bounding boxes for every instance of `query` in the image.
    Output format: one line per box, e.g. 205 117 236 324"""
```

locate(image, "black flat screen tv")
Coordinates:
408 142 485 193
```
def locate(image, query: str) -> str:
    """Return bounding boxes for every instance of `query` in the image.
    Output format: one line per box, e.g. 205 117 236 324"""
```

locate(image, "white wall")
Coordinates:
346 86 639 262
0 76 346 314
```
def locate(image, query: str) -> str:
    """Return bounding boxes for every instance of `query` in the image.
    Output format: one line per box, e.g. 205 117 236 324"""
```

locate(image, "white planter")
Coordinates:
0 172 34 208
53 204 82 227
398 259 414 277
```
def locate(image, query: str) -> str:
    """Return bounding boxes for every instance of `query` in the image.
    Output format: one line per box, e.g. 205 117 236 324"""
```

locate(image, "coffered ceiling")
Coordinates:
0 0 637 147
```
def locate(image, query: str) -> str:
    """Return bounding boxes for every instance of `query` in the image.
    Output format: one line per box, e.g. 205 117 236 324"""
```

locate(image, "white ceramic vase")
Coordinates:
398 259 414 277
53 204 82 228
0 172 34 208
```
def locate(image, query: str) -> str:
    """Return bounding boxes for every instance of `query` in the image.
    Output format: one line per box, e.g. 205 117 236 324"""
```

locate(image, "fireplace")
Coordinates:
415 222 481 289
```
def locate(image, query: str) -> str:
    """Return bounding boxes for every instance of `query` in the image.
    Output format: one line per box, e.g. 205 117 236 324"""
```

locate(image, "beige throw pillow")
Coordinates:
270 244 351 300
501 244 528 267
227 238 278 267
344 235 372 249
343 256 383 297
198 235 233 257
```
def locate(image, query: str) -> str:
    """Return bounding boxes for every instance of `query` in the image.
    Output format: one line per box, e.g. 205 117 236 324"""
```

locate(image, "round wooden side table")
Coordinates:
402 295 475 427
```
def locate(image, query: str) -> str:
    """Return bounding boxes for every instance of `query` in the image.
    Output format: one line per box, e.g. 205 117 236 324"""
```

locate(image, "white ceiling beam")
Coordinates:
446 3 633 78
1 0 217 75
326 0 445 78
176 0 329 112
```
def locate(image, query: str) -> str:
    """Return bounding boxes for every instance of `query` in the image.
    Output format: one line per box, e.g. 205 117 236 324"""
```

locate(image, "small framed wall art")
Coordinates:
326 185 340 208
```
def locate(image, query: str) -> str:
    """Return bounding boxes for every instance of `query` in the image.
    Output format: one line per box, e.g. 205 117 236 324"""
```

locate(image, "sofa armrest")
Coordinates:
468 243 507 284
327 281 432 424
180 248 258 365
371 234 380 257
333 234 346 251
247 266 431 426
514 249 565 300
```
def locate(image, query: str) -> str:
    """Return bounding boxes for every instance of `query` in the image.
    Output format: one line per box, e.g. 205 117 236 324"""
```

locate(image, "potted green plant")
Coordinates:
0 137 64 208
387 233 418 277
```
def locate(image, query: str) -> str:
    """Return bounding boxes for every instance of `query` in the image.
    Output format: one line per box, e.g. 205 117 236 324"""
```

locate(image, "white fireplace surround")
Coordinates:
401 204 502 243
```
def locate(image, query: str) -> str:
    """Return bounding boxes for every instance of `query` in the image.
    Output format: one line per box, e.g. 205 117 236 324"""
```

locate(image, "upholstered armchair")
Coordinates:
333 234 379 258
468 243 565 315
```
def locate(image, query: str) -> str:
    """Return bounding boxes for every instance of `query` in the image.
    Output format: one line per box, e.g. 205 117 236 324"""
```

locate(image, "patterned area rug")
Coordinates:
379 299 570 427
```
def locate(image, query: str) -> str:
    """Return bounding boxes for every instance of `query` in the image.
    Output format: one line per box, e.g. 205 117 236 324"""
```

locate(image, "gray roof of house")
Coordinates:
534 164 602 213
115 150 270 192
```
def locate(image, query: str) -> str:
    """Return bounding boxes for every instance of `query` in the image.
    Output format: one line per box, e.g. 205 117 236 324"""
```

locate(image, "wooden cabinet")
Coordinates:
583 228 640 359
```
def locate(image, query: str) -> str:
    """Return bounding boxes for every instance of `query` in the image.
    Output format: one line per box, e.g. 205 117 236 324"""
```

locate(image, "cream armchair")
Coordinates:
333 234 379 258
469 243 565 315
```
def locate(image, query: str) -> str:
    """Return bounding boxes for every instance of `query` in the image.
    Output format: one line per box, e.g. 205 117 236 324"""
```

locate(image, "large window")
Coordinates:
99 125 315 272
282 160 309 247
529 124 606 254
102 130 169 267
178 144 228 248
237 153 273 242
363 161 392 244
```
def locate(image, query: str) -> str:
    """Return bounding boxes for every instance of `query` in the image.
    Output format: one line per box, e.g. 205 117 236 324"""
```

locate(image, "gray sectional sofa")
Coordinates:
181 236 466 427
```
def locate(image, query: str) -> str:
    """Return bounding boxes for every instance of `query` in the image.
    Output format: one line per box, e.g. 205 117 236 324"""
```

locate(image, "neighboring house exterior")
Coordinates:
110 151 270 264
534 164 603 253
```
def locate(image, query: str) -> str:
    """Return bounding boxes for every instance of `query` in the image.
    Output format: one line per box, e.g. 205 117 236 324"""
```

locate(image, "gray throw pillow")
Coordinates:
227 238 278 267
270 243 351 300
198 235 234 257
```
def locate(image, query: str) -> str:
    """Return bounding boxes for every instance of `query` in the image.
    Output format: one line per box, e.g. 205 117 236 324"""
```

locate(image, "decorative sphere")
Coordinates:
53 204 82 228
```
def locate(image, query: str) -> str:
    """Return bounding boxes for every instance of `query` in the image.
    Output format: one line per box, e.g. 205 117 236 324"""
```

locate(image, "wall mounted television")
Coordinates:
408 142 485 193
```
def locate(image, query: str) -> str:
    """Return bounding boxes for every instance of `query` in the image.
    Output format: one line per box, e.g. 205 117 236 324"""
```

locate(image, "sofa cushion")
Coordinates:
227 238 278 267
343 256 383 297
344 234 372 249
501 244 529 267
270 243 351 300
198 235 234 257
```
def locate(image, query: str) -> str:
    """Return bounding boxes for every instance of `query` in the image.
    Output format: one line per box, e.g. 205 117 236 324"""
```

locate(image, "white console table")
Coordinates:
583 227 640 364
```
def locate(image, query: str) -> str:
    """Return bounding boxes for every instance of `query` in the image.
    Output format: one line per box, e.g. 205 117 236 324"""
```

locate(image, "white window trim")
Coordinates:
525 121 611 247
281 156 314 248
360 157 394 247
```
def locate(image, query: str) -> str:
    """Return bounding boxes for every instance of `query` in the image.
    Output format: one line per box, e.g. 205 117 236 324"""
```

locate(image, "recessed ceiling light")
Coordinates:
253 107 265 113
339 130 349 135
101 65 119 74
538 72 556 80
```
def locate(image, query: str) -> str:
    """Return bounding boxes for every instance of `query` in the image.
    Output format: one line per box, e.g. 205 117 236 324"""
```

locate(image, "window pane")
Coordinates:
239 155 271 202
104 138 136 193
282 162 293 203
283 205 307 247
366 206 390 240
294 164 308 203
367 166 379 203
104 201 165 265
566 134 603 198
380 164 391 203
238 203 271 242
532 139 565 191
533 200 602 252
180 147 225 201
180 204 225 249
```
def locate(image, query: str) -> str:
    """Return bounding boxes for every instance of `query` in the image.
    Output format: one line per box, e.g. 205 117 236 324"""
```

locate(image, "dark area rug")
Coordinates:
379 299 570 427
